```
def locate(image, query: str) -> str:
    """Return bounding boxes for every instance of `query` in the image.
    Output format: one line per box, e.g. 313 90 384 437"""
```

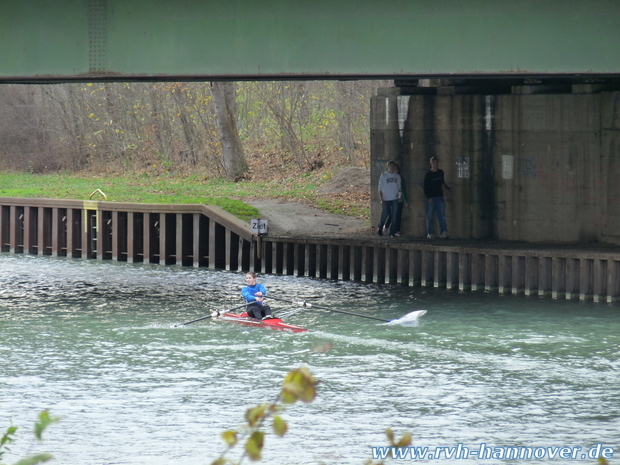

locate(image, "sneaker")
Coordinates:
440 232 449 239
427 234 435 239
394 232 402 237
262 315 274 320
377 226 383 236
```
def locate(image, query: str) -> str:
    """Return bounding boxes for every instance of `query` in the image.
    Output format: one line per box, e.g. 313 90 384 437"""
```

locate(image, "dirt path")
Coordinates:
247 199 371 237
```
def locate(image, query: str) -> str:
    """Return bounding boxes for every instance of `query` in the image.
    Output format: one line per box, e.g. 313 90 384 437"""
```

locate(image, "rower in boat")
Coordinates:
240 272 274 320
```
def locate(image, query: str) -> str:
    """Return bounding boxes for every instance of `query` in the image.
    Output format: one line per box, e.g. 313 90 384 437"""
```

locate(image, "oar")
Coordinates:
174 302 249 327
265 296 390 322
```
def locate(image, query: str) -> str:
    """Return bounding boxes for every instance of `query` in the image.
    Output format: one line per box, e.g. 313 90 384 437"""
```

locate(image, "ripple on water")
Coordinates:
1 255 619 464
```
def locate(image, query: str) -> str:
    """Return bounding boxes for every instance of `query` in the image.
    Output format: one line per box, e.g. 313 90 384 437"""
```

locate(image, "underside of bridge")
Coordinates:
1 0 619 83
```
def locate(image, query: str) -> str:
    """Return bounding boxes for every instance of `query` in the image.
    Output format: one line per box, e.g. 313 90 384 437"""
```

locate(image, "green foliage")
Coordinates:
1 411 58 465
280 366 317 404
211 365 419 465
211 366 319 464
12 454 54 465
0 426 17 462
33 412 59 442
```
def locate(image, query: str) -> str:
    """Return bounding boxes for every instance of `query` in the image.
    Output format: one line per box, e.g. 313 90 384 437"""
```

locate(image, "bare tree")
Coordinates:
211 82 248 180
0 80 389 175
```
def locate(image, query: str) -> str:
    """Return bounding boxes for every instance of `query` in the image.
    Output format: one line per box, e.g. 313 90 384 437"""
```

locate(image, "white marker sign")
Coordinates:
251 219 269 235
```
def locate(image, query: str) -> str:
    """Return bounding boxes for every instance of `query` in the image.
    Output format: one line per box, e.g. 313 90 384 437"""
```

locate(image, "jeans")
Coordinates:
425 196 447 235
378 199 399 236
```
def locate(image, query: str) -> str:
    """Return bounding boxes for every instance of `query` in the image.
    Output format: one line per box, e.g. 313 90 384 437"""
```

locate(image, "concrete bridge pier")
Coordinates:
371 85 620 246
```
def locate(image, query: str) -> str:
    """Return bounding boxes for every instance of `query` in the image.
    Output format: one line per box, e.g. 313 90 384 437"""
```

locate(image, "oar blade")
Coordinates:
385 309 427 326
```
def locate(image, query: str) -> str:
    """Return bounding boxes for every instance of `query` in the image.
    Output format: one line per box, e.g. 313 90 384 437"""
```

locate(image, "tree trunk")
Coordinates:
211 82 248 180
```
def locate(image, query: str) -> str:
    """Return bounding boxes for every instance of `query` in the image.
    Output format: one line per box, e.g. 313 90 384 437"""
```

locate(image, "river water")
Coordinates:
1 254 618 464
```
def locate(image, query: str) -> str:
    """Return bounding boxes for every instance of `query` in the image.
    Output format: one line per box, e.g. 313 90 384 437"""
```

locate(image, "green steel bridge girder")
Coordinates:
1 0 620 82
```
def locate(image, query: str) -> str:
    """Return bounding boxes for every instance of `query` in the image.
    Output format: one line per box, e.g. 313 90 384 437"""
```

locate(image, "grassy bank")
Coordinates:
0 171 369 221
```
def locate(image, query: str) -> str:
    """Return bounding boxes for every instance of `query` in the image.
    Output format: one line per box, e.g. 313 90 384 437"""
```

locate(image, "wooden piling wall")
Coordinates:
1 197 619 303
257 237 620 303
0 198 252 270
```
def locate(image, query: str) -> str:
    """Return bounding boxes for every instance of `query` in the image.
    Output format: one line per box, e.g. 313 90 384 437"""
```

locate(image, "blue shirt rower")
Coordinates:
241 272 274 320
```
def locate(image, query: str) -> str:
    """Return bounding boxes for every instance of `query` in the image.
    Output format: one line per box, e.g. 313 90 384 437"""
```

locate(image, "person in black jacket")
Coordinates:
423 157 450 239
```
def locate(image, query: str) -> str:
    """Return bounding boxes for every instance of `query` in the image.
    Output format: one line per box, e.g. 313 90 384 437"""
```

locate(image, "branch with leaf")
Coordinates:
1 410 59 465
211 366 318 464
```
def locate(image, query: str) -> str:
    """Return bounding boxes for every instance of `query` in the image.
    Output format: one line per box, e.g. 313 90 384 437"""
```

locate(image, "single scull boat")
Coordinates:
213 311 308 333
